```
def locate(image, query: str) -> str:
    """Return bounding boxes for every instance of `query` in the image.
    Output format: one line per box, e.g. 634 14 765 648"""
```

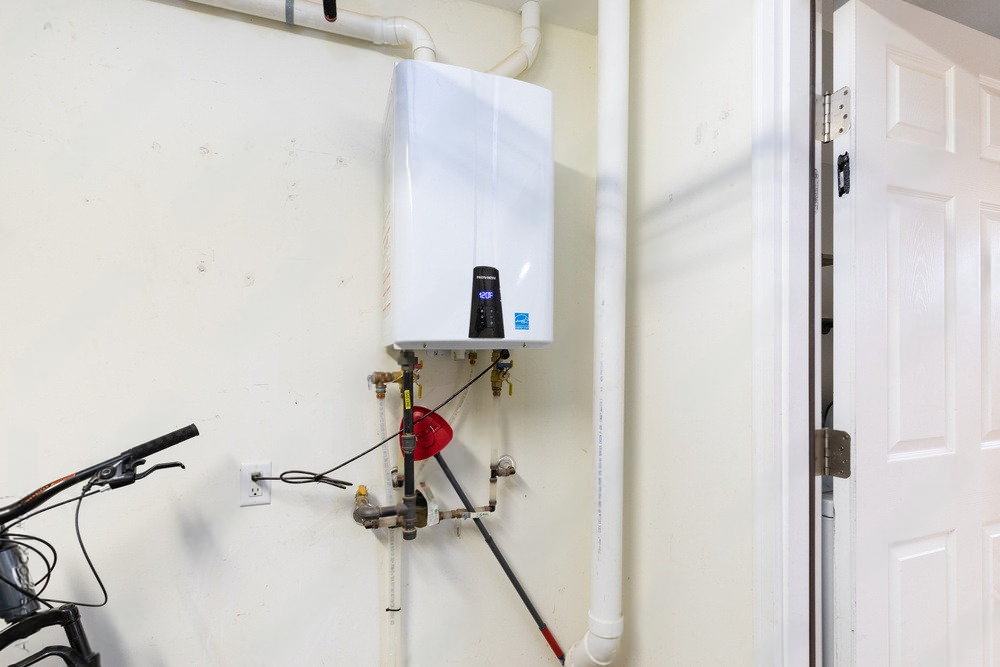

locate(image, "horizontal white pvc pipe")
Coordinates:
184 0 436 61
487 1 541 78
566 0 629 665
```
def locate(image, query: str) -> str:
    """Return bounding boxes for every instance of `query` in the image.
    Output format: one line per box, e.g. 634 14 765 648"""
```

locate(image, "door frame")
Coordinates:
751 0 815 662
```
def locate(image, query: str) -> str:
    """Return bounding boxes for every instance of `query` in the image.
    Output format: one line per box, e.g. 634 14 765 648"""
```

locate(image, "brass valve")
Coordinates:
368 363 423 399
490 351 513 397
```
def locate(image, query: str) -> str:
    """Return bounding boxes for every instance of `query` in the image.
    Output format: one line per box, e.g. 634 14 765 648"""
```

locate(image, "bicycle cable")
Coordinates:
14 488 106 525
34 489 108 608
0 489 110 610
0 533 56 610
3 532 57 594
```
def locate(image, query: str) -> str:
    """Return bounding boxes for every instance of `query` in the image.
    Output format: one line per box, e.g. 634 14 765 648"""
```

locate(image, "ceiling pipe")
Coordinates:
487 1 541 78
565 0 629 664
182 0 437 61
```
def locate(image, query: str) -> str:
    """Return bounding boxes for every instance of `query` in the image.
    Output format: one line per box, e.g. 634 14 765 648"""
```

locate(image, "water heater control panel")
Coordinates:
469 266 504 339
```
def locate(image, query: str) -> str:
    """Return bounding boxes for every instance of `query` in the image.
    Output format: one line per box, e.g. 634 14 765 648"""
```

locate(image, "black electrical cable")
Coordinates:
258 353 506 489
269 470 352 488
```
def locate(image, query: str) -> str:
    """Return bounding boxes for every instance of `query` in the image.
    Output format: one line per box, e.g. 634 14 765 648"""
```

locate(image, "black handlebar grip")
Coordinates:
124 424 200 460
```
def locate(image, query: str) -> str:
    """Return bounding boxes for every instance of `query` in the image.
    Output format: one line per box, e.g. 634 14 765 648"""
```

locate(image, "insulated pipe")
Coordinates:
182 0 437 61
565 0 629 665
487 1 541 78
377 398 402 667
489 395 501 510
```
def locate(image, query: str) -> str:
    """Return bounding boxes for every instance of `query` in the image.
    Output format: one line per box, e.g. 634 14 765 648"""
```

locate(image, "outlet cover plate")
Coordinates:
240 461 272 507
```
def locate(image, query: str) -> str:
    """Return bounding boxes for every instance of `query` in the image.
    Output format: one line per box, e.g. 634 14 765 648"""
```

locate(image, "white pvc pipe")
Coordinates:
487 1 541 78
184 0 436 61
565 0 629 665
378 399 402 667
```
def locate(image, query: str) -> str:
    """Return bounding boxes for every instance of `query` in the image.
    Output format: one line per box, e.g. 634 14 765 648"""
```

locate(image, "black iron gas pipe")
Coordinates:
400 357 418 540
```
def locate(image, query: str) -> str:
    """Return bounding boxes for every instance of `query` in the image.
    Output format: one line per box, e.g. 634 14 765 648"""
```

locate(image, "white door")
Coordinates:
833 1 1000 664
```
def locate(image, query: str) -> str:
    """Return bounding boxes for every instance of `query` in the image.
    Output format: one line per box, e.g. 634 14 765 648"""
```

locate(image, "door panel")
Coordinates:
833 1 1000 664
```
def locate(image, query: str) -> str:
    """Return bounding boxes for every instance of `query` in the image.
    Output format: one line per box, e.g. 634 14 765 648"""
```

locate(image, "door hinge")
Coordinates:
813 428 851 478
815 87 852 143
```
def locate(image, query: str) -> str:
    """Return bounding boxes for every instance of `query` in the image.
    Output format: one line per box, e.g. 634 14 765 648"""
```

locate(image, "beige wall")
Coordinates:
1 0 761 664
0 1 596 664
622 1 755 663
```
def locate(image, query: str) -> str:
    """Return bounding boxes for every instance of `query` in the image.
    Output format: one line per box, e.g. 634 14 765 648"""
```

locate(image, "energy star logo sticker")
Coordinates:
514 313 530 331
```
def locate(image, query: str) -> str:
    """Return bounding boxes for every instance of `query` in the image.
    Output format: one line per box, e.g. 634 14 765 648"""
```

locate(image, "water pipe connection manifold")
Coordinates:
355 350 518 533
356 350 565 663
357 352 422 537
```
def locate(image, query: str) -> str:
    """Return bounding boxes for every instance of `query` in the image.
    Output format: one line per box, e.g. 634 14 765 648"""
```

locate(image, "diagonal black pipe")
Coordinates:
433 452 564 664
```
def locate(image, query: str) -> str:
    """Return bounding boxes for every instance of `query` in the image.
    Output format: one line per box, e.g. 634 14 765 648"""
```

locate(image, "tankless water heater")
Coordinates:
382 60 554 351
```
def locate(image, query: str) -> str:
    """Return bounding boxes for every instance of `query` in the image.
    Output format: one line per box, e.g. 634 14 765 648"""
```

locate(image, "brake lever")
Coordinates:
134 462 185 481
89 458 186 490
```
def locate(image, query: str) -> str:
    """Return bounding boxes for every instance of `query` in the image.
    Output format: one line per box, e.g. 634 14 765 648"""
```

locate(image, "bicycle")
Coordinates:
0 424 200 667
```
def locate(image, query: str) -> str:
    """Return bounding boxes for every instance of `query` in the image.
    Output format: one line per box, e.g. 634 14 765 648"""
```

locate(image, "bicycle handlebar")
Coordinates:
121 424 199 462
0 424 200 528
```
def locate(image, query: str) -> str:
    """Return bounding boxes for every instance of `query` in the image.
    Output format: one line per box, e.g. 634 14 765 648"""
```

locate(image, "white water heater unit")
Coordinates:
382 60 554 351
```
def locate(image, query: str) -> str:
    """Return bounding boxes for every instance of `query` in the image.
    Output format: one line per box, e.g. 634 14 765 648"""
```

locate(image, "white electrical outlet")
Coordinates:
240 462 272 507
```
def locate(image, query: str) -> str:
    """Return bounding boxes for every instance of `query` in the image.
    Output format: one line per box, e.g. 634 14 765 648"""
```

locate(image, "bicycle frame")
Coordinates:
0 425 199 667
0 604 98 667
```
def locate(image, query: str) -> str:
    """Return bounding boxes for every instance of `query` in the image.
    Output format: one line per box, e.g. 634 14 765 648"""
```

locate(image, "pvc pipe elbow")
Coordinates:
566 631 621 667
488 51 530 79
518 0 542 68
487 1 541 78
382 17 437 61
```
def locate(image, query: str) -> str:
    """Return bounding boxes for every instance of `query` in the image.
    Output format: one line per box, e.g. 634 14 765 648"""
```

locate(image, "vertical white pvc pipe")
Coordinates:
378 398 402 667
566 0 629 664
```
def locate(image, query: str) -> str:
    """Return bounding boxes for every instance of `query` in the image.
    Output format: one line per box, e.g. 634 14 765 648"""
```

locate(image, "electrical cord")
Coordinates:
258 352 506 490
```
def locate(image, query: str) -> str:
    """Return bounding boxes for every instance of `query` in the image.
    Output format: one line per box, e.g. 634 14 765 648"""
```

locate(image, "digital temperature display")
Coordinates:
470 266 504 338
